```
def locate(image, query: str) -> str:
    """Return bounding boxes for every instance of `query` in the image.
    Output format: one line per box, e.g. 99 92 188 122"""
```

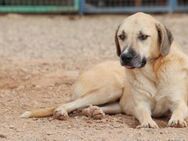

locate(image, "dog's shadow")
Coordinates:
114 114 169 128
69 110 170 129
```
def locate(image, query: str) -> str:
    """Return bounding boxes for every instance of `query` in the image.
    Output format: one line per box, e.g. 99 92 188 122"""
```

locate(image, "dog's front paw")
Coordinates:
136 120 159 129
82 105 105 119
168 118 187 128
53 106 69 120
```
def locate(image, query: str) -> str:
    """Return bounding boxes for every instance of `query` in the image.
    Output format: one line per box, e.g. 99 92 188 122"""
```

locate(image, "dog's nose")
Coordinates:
120 53 134 63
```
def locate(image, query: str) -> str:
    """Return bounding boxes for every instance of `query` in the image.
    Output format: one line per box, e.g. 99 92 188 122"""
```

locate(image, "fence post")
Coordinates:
168 0 177 13
74 0 80 13
79 0 85 15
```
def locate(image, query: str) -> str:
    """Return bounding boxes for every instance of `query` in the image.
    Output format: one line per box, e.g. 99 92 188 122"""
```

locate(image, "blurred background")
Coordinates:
0 0 187 13
0 0 187 69
0 1 188 141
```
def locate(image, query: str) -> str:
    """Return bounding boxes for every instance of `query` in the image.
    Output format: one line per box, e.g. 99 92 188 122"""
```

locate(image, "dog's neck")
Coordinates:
125 43 187 85
126 62 158 85
126 55 168 85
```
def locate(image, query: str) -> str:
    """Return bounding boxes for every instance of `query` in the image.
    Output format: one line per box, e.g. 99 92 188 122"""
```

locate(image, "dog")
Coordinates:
21 12 188 128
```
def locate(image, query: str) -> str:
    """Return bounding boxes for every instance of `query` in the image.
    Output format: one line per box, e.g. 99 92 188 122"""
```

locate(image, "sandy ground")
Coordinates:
0 13 188 141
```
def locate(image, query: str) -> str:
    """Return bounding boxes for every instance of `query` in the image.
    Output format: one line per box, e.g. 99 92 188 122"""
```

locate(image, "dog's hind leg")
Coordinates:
82 102 122 119
53 89 122 120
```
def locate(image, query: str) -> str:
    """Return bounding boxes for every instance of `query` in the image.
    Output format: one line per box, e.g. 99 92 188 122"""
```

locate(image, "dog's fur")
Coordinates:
21 12 188 128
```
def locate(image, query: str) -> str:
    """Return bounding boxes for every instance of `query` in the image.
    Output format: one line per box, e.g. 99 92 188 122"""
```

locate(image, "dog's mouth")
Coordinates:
120 57 147 69
123 65 135 69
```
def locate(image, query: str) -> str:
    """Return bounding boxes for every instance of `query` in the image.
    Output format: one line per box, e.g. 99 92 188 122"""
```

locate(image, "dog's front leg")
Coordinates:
168 102 188 127
155 81 188 128
120 86 158 128
134 103 159 128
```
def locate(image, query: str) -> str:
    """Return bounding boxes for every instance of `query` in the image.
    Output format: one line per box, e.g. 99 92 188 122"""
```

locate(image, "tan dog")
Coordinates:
21 12 188 128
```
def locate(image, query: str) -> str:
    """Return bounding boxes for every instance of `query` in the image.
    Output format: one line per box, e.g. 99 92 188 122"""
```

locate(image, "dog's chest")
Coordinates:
127 68 158 98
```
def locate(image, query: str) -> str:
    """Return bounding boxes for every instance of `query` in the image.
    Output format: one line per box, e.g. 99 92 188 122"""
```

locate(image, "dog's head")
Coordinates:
115 12 173 69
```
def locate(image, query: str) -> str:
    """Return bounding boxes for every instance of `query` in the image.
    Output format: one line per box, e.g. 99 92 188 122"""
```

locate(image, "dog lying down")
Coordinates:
21 12 188 128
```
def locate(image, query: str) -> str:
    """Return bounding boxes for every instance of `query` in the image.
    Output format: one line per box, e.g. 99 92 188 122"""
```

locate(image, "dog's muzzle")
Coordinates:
120 49 146 69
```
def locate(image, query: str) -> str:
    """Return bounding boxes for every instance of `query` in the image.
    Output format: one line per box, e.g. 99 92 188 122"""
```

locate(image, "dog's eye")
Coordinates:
138 34 149 41
118 34 126 41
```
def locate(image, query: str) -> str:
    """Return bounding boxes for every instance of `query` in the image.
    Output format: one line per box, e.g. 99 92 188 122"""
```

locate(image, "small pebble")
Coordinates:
0 134 7 138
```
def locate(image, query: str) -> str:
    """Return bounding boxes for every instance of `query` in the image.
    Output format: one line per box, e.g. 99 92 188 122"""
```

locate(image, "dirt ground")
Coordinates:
0 13 188 141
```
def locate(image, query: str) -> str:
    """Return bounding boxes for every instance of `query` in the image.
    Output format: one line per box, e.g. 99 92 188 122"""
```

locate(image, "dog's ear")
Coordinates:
115 25 121 56
156 23 173 56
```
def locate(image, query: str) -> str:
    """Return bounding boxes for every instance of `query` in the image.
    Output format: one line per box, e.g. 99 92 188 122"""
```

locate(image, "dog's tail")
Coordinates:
20 107 55 118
